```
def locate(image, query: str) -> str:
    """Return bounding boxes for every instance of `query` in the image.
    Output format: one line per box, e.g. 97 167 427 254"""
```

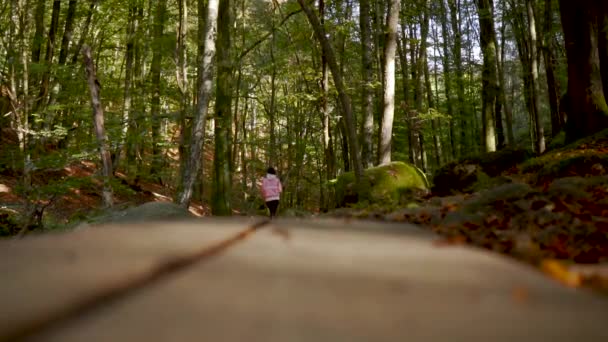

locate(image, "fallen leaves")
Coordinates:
540 259 582 287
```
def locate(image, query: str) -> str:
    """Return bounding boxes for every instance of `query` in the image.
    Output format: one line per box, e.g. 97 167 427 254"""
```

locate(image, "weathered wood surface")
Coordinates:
1 218 607 341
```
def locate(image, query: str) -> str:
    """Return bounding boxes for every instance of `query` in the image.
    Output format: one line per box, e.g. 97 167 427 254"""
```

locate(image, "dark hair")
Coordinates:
267 167 276 175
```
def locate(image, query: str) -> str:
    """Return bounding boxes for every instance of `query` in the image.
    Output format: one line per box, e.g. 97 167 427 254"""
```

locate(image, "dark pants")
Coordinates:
266 200 279 218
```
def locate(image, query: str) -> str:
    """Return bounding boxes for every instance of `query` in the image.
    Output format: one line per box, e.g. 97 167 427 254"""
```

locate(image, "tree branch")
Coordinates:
238 9 302 61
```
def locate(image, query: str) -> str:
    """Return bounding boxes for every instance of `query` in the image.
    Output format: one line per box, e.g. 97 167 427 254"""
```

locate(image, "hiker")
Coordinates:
260 167 283 219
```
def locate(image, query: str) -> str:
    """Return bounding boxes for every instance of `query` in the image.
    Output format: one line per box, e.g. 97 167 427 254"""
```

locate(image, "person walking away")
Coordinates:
260 167 282 219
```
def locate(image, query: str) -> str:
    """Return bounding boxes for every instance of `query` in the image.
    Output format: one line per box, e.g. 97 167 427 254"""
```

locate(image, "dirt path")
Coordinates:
1 218 607 341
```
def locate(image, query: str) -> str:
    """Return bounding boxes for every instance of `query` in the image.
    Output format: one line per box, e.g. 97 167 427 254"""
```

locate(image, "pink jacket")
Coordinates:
261 174 282 201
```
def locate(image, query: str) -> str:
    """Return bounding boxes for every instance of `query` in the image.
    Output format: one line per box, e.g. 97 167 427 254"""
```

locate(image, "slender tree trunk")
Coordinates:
448 0 468 157
475 0 498 152
298 0 363 186
378 0 400 165
176 0 190 177
31 0 45 64
541 0 562 137
268 35 278 167
320 0 335 209
58 1 77 66
360 0 374 168
526 0 545 153
212 0 234 215
498 0 514 145
115 4 138 173
176 0 219 207
424 50 442 167
149 0 167 179
83 46 113 208
439 0 456 159
36 0 60 111
409 24 421 166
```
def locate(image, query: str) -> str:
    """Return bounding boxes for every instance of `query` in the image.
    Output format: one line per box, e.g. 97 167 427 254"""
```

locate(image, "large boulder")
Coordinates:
334 162 428 207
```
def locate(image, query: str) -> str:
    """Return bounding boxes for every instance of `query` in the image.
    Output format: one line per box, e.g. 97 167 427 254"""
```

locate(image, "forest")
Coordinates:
1 0 608 230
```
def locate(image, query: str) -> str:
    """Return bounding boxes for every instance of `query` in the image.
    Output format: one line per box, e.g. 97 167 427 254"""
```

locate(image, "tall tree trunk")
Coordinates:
378 0 400 165
31 0 45 64
475 0 498 152
176 0 190 176
320 0 335 209
116 4 138 173
397 23 414 163
268 34 278 167
58 1 77 66
212 0 234 216
526 0 545 153
360 0 374 168
176 0 219 207
498 0 514 145
439 0 456 160
415 6 430 170
37 0 61 111
298 0 364 186
559 1 608 142
83 46 113 208
542 0 562 137
424 49 441 168
448 0 468 157
409 24 422 166
149 0 167 179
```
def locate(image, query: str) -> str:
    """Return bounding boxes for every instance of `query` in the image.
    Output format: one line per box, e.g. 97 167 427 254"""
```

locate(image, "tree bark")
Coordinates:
360 0 374 168
526 0 545 153
58 1 77 66
559 0 608 142
176 0 190 176
475 0 498 152
149 0 167 179
378 0 400 165
542 0 562 137
439 0 456 159
176 0 219 207
298 0 363 186
37 0 61 110
212 0 234 216
31 0 45 64
448 0 468 157
115 4 138 173
498 0 514 145
83 46 113 208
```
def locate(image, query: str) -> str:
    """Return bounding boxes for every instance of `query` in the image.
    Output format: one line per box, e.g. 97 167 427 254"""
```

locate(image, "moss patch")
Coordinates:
520 128 608 184
334 162 428 207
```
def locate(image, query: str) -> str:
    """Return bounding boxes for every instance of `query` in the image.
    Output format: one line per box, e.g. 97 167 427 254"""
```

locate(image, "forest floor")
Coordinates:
328 132 608 295
1 132 608 295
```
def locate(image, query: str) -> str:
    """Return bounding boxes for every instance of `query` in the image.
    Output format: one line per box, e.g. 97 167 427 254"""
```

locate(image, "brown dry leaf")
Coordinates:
540 259 582 287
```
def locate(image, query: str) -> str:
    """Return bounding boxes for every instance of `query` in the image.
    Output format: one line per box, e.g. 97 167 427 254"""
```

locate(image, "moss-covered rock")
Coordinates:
520 128 608 184
334 162 428 207
432 147 532 196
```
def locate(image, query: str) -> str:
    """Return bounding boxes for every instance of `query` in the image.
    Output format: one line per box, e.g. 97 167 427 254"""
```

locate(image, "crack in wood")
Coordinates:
2 219 270 342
